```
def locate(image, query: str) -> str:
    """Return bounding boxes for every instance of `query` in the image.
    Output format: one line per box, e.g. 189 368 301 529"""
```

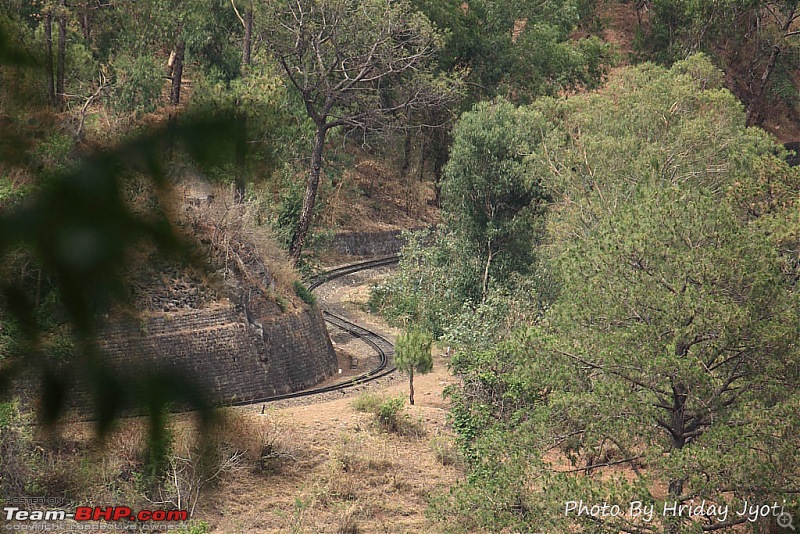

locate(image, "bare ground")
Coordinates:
194 266 462 533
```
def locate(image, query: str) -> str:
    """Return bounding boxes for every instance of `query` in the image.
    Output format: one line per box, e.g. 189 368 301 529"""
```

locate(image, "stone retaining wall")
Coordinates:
331 229 406 256
97 303 336 405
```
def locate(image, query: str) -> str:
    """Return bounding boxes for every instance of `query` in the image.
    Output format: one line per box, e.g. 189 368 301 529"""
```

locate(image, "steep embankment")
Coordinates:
91 181 339 407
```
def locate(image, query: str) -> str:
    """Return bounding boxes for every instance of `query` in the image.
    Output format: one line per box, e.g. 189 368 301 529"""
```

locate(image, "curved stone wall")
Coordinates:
97 303 337 405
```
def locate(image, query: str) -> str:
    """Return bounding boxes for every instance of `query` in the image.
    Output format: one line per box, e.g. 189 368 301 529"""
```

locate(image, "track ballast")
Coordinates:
228 255 401 407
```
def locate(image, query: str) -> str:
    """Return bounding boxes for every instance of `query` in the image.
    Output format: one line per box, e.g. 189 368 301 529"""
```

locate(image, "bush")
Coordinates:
351 392 383 414
377 396 405 431
293 280 316 305
353 394 425 436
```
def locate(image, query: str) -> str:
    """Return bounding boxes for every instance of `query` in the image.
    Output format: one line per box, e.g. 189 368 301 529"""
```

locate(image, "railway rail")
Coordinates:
308 255 400 290
228 255 401 406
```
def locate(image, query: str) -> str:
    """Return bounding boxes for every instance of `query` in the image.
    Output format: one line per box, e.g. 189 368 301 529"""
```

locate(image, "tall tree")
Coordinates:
55 0 66 106
242 0 253 66
261 0 458 262
43 6 56 106
636 0 800 126
743 2 799 124
441 99 549 301
408 0 609 206
413 0 610 104
439 56 800 533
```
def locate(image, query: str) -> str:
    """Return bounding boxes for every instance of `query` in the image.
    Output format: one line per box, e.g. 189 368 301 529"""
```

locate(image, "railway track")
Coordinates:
308 255 400 290
228 255 401 406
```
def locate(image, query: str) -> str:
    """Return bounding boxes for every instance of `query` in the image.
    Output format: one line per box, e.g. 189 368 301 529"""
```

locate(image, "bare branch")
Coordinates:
229 0 245 28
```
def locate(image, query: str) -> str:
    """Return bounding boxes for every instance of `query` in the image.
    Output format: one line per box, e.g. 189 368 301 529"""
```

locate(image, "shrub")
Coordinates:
293 280 316 305
377 397 405 432
351 392 383 414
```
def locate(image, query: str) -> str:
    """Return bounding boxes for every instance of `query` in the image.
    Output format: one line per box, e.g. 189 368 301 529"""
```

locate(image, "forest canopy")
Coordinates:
384 56 800 533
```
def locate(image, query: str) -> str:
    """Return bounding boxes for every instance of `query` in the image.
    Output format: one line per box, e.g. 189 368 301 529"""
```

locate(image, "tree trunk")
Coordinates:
429 126 448 207
170 41 185 106
56 1 66 107
242 2 253 66
289 125 327 262
79 9 90 41
664 381 687 534
166 50 176 77
234 113 247 203
56 0 67 105
665 476 685 534
409 368 415 405
401 126 413 215
745 6 797 125
482 245 495 302
44 10 56 106
746 44 781 125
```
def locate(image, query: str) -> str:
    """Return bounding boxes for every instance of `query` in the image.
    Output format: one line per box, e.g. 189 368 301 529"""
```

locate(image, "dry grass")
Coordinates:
193 385 460 533
322 151 439 234
6 280 461 533
179 190 301 308
2 357 460 534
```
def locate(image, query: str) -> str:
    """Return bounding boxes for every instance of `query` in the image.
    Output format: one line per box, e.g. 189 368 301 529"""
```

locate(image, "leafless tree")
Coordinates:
262 0 460 262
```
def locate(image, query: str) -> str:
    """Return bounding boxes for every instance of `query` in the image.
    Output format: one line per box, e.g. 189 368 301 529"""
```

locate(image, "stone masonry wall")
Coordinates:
331 229 406 256
97 303 337 405
331 226 437 257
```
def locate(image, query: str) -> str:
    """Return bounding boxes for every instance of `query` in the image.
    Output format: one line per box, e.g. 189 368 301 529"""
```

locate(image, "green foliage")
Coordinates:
633 0 800 123
271 290 288 313
189 57 289 173
374 101 553 339
770 58 800 111
292 280 315 305
0 399 40 500
33 132 75 172
393 329 433 375
0 175 30 208
351 392 384 414
262 0 461 260
412 0 611 104
108 53 163 115
352 393 423 436
138 406 175 497
442 99 550 298
369 229 471 337
377 396 406 433
394 328 432 406
437 57 800 532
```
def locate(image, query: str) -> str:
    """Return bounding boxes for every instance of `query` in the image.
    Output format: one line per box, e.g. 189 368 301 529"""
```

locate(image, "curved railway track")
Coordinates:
308 255 400 291
228 255 401 407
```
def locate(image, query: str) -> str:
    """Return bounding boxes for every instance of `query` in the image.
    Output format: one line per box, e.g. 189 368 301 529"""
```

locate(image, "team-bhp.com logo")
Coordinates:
5 506 188 522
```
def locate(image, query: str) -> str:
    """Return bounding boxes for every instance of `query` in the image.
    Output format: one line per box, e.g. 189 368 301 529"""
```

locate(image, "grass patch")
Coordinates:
351 393 425 437
351 392 384 414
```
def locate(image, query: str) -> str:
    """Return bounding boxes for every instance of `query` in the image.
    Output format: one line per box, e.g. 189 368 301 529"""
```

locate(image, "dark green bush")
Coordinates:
293 280 316 305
